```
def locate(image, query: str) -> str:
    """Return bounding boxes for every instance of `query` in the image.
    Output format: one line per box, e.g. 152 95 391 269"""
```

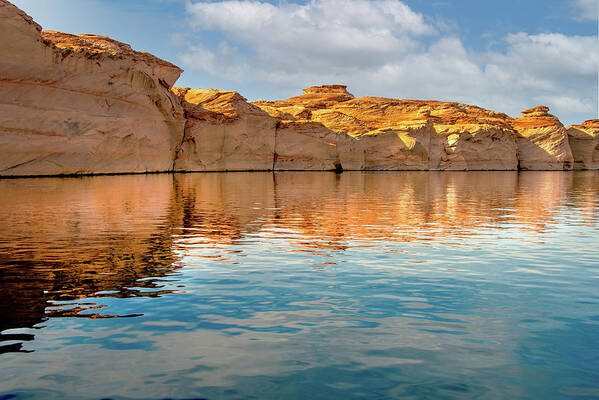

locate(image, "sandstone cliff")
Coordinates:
171 88 276 171
254 85 519 171
0 0 596 176
567 120 599 170
0 0 184 176
513 106 574 170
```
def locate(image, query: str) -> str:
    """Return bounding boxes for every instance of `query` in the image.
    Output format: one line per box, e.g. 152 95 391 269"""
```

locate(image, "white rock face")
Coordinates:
0 0 185 176
567 120 599 170
345 123 433 171
431 125 519 171
274 121 342 171
172 88 277 171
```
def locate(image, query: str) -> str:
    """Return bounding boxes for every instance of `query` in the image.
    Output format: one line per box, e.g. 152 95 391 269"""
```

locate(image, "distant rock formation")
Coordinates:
0 0 596 176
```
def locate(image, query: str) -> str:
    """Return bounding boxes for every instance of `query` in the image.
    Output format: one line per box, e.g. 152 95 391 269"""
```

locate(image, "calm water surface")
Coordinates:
0 172 598 399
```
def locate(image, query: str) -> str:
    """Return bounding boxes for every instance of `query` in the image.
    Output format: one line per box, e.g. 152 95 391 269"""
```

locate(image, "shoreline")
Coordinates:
1 168 596 180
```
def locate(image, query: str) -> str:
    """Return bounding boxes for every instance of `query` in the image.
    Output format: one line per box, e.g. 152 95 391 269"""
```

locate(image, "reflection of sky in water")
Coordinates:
0 171 598 399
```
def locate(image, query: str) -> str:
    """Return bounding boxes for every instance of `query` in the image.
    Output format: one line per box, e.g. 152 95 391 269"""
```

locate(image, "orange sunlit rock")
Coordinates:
513 106 574 170
254 86 519 171
0 0 597 175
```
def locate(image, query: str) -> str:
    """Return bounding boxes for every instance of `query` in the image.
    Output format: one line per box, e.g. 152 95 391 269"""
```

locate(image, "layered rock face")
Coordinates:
255 85 519 171
0 1 596 176
513 107 573 170
567 120 599 170
171 88 276 171
253 86 350 171
0 0 184 176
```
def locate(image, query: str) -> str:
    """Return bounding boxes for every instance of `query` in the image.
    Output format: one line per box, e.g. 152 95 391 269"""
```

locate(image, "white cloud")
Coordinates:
188 0 434 36
181 0 598 124
501 33 597 80
181 43 249 82
480 33 598 116
186 0 435 68
573 0 598 20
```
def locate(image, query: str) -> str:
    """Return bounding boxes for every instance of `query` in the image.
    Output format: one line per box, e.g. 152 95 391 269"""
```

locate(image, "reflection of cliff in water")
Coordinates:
174 171 599 254
0 175 186 353
1 171 598 353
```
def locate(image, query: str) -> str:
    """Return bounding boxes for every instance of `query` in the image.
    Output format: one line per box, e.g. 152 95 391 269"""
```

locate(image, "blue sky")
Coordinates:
10 0 599 125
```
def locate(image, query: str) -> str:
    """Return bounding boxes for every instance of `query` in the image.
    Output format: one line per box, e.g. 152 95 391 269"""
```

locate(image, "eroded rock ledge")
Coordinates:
0 0 184 176
0 0 596 176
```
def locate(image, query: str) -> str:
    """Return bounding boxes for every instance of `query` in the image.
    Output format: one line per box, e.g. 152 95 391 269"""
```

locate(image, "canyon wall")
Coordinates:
567 120 599 170
254 87 520 171
171 88 277 171
0 0 596 177
0 0 185 176
513 106 574 170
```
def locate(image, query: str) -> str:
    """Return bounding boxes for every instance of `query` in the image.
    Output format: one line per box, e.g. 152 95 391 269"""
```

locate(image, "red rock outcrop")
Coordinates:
0 0 184 176
567 120 599 170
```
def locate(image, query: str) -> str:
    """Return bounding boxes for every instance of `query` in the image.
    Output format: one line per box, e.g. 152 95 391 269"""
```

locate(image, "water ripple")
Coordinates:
0 171 598 399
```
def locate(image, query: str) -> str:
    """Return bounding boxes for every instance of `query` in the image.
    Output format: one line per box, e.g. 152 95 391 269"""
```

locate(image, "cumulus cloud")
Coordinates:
188 0 435 36
186 0 435 68
397 33 597 118
480 33 598 113
181 0 598 124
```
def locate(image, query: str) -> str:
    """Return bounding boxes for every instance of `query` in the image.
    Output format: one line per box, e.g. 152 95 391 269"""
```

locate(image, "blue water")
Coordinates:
0 172 598 399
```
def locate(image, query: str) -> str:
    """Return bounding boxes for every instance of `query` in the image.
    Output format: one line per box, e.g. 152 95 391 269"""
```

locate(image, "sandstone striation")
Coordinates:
567 120 599 170
254 86 519 171
0 0 184 176
171 88 277 171
513 106 573 170
0 0 597 176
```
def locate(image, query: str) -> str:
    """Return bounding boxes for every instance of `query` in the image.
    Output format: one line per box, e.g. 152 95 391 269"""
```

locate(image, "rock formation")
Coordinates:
0 0 184 176
171 88 276 171
254 86 520 171
0 0 597 176
513 106 573 170
567 120 599 170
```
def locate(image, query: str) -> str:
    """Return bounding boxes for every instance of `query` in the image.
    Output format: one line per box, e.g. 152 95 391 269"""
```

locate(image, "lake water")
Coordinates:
0 171 598 400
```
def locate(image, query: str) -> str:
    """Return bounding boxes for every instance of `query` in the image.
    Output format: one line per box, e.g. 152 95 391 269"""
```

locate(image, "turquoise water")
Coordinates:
0 171 598 399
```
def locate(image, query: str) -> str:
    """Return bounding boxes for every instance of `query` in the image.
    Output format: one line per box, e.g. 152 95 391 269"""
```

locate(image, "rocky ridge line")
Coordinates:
0 0 597 176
